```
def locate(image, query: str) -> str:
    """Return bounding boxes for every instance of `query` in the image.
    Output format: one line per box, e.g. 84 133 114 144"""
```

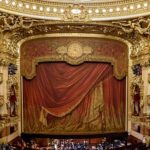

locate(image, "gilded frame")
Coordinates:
18 33 130 135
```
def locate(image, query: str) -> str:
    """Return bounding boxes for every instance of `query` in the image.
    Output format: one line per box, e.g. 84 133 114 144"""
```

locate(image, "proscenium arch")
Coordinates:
18 33 131 80
18 33 130 135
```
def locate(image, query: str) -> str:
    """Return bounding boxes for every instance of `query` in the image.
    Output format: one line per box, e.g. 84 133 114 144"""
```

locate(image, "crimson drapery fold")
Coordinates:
23 62 126 133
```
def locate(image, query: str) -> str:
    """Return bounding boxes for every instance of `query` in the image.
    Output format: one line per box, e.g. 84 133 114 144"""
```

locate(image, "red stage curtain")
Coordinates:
103 76 126 130
23 62 126 134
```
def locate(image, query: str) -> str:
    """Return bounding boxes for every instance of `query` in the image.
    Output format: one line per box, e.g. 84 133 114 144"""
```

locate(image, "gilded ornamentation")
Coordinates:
113 16 150 35
56 42 93 59
0 32 18 65
130 37 150 67
66 43 83 58
19 33 128 80
7 75 18 88
0 12 46 32
64 4 88 21
0 117 20 130
0 0 149 140
0 0 149 22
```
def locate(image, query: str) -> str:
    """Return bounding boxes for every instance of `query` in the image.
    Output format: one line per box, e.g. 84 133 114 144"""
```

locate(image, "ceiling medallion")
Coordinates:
64 4 88 21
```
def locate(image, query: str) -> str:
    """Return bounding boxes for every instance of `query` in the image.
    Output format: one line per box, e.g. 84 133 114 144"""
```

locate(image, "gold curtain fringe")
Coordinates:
21 55 127 80
39 107 48 127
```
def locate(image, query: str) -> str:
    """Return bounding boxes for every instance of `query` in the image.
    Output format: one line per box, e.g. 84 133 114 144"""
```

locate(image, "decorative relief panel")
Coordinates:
20 35 128 80
56 42 93 59
64 4 88 21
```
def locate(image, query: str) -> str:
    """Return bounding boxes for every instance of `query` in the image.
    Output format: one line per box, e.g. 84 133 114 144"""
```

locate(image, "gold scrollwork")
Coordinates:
64 4 88 21
113 16 150 35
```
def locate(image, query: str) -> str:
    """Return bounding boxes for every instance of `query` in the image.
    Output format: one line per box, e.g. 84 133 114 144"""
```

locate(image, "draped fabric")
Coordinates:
23 62 126 134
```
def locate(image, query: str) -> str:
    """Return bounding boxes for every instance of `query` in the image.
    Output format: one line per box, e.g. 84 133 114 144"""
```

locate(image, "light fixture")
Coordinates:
12 1 16 6
39 6 43 11
109 8 113 12
137 4 141 8
46 7 50 12
25 4 30 9
60 8 64 13
53 8 57 12
5 0 9 4
18 2 23 7
116 7 120 11
71 9 81 14
130 5 134 9
123 7 127 11
143 2 148 7
95 9 99 13
102 9 106 13
32 5 37 10
88 9 92 14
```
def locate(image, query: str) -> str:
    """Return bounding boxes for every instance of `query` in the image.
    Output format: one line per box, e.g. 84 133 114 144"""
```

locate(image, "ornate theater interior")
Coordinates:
0 0 149 149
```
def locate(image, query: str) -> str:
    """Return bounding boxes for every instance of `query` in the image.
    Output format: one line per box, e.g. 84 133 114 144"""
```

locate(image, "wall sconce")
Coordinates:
0 73 3 84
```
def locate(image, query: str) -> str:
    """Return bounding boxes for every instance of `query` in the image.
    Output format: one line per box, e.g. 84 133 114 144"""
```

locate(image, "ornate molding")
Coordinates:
0 11 150 37
0 116 20 129
0 0 149 21
19 33 129 80
0 32 18 64
129 35 150 67
0 5 150 67
112 16 150 35
64 4 88 21
0 12 46 32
